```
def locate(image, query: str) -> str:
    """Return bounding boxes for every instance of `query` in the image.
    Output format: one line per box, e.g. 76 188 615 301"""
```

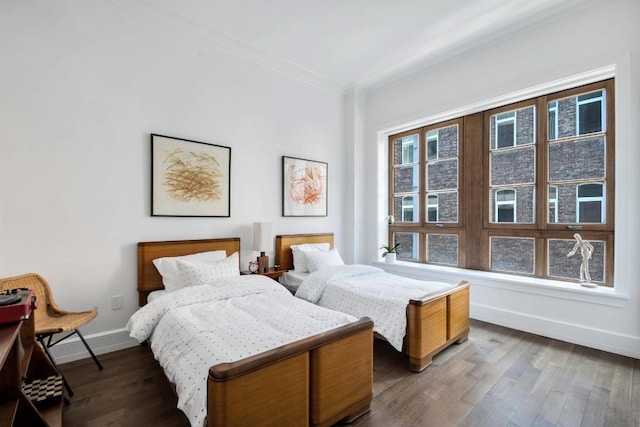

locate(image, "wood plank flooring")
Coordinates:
60 319 639 426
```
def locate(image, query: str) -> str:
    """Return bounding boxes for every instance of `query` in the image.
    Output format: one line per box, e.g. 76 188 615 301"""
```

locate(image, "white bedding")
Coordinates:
295 265 455 351
279 270 309 292
127 275 357 427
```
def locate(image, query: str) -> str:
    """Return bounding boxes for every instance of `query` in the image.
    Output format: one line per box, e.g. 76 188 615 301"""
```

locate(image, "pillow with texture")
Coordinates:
176 252 240 287
152 250 227 292
291 243 330 273
305 248 345 273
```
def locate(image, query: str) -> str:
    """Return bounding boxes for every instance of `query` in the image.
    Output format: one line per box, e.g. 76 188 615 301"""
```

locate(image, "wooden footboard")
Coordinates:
208 317 373 427
406 281 470 372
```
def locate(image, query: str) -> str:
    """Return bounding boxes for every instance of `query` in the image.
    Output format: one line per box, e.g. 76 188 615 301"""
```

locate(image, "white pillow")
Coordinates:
291 243 330 273
176 252 240 287
152 250 227 292
304 248 345 273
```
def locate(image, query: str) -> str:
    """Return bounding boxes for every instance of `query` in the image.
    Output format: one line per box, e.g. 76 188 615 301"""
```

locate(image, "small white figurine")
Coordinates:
567 233 596 287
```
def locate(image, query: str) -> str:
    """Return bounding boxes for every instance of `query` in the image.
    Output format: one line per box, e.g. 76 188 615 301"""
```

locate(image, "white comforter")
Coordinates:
127 275 357 427
295 265 455 351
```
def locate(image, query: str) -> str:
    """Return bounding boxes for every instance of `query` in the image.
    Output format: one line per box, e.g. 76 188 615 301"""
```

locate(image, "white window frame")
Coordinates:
548 185 558 223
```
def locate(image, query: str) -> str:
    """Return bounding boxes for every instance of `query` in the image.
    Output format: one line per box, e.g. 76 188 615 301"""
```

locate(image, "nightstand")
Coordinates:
241 268 286 280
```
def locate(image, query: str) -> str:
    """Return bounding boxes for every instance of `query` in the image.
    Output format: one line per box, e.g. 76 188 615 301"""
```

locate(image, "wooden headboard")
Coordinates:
137 237 241 306
274 233 334 271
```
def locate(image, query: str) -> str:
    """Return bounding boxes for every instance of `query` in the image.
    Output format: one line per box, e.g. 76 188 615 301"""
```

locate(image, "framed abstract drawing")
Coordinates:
282 156 328 217
151 134 231 217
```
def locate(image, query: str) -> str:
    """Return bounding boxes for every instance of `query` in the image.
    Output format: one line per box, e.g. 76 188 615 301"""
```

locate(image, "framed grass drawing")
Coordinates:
151 134 231 217
282 156 328 217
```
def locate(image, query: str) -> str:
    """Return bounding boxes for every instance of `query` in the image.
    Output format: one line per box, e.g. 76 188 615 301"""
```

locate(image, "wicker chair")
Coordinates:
0 273 103 396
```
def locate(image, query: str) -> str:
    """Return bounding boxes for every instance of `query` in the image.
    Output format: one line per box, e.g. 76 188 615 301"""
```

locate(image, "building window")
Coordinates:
577 183 604 223
427 194 438 222
388 78 614 286
577 91 604 135
548 185 558 223
402 195 416 222
495 189 516 222
427 130 438 160
548 101 558 140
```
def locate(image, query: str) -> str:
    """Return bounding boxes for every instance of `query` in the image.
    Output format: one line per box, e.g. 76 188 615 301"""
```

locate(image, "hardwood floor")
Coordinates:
60 319 639 426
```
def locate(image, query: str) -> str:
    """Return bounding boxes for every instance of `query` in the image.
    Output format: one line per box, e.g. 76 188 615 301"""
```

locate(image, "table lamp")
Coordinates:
252 222 272 273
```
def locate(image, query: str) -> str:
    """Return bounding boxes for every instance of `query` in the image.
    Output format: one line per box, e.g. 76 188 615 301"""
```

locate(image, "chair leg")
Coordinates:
37 335 74 397
76 329 103 371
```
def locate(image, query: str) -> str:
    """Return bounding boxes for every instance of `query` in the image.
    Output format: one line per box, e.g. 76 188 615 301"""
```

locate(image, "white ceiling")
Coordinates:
116 0 593 90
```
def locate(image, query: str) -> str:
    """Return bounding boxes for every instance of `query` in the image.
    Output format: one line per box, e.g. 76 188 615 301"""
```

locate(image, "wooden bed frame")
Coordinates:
275 233 470 373
137 238 373 427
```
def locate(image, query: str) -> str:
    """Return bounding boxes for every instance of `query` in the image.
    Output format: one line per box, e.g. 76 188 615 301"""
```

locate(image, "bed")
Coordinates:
130 237 374 427
275 233 470 373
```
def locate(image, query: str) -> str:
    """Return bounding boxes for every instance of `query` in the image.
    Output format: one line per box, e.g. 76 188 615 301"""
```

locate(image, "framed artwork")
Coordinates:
151 134 231 217
282 156 328 217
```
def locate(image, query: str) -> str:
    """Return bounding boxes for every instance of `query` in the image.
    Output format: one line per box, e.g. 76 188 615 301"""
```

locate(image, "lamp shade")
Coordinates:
252 222 273 252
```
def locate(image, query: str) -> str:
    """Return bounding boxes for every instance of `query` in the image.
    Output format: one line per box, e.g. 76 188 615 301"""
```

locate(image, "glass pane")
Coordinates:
490 237 535 274
393 134 418 165
491 145 535 186
490 186 535 224
553 91 605 139
426 191 458 223
393 195 418 223
394 232 418 261
548 137 605 182
426 234 458 265
394 165 419 193
491 106 535 149
548 238 605 283
427 159 457 191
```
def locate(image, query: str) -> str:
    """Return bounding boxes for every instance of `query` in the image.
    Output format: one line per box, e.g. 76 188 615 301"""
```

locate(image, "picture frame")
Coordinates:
282 156 328 217
151 134 231 217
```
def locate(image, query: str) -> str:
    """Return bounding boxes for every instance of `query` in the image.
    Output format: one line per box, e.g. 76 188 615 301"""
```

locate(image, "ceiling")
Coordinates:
116 0 592 90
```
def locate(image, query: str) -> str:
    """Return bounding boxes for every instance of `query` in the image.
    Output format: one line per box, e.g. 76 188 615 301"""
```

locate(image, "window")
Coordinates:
388 79 614 286
577 183 604 223
548 101 558 140
427 130 438 160
494 112 516 148
577 91 604 135
427 194 438 222
402 195 416 222
548 186 558 223
495 189 516 222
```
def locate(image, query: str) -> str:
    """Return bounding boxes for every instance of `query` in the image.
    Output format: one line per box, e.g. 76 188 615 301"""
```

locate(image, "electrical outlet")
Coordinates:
111 295 123 310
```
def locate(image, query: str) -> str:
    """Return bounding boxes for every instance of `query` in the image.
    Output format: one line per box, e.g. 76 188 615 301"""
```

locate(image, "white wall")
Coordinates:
360 0 640 358
0 1 345 361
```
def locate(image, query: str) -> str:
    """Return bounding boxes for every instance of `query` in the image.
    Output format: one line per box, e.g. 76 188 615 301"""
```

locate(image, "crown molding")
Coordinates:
105 0 344 94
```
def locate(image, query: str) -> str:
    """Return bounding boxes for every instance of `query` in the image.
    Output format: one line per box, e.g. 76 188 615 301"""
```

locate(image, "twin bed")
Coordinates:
275 233 470 373
128 234 470 426
130 238 374 427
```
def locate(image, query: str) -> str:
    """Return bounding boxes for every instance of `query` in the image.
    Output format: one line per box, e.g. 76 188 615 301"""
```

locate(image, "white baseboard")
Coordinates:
46 308 640 366
471 303 640 359
48 328 140 365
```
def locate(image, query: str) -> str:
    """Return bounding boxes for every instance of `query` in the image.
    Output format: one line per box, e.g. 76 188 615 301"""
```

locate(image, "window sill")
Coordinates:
373 260 628 308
